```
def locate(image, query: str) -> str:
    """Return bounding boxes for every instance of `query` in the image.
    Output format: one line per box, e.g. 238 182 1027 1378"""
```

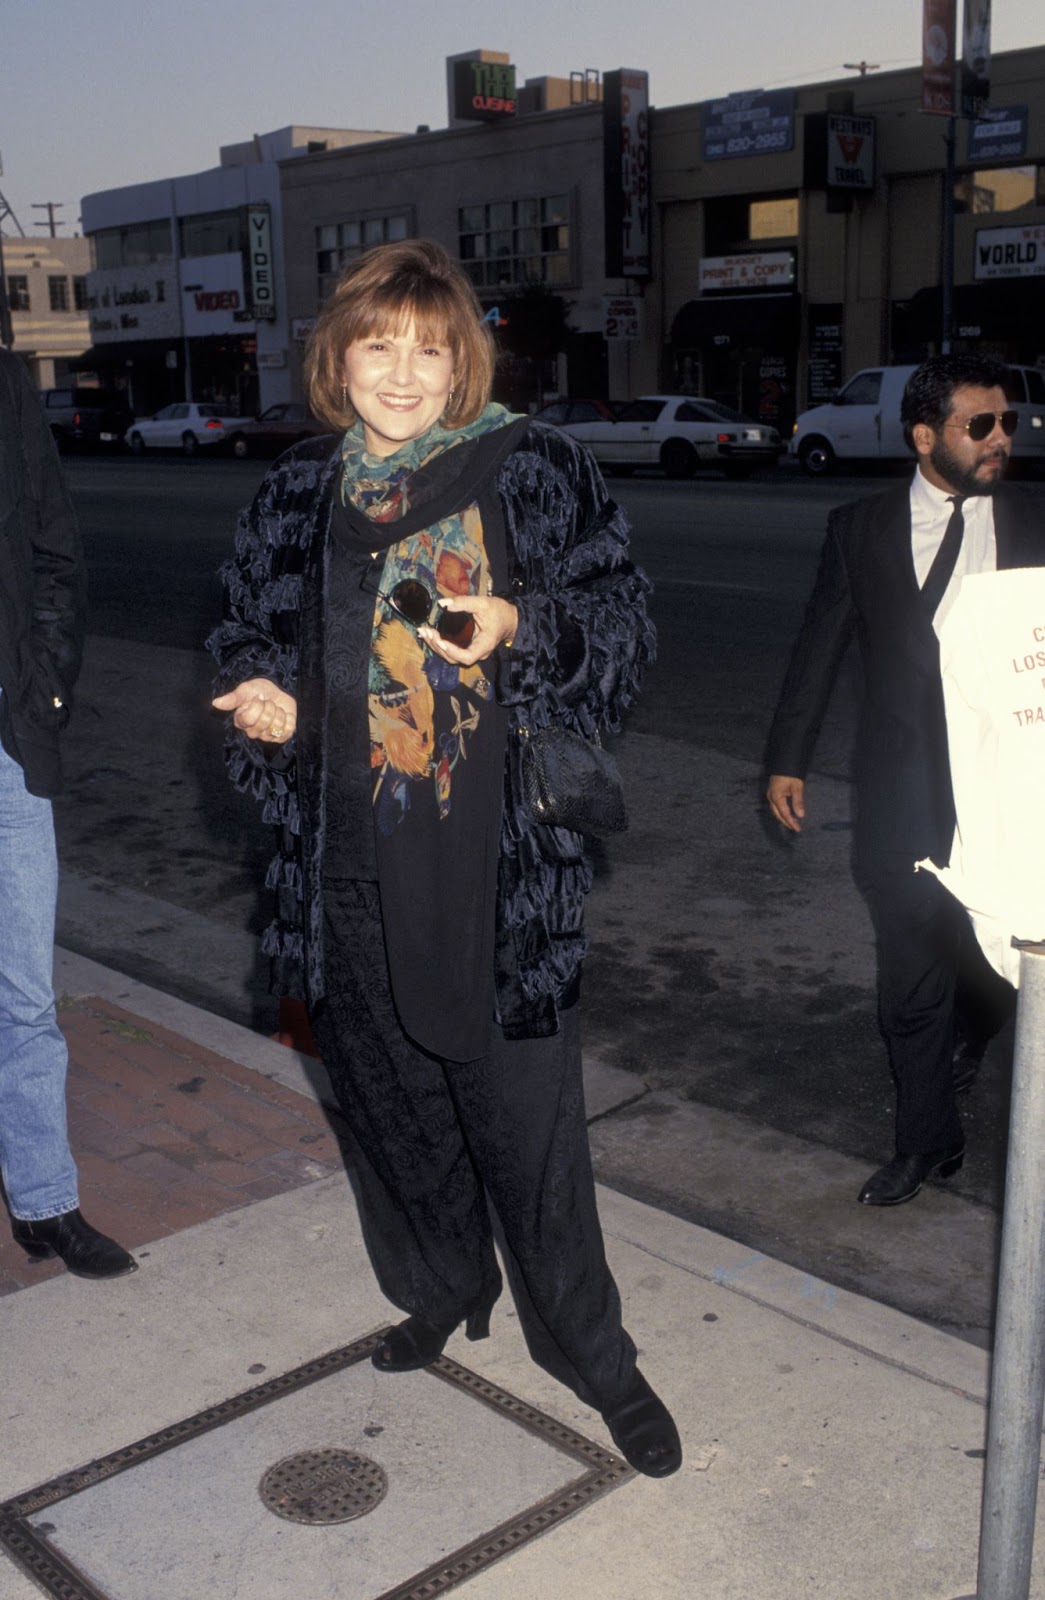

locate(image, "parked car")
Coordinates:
126 402 245 456
791 363 1045 476
224 402 329 459
41 387 133 451
551 394 784 478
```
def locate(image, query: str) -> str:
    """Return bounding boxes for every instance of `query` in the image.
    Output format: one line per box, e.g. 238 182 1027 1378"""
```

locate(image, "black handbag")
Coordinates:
519 723 628 836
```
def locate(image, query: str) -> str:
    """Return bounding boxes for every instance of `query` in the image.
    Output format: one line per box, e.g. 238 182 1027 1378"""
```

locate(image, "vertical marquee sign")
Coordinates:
603 69 651 280
246 204 276 320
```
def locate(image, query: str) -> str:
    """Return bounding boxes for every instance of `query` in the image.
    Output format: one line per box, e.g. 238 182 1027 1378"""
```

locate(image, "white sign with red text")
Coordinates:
918 568 1045 983
180 254 250 335
698 252 795 293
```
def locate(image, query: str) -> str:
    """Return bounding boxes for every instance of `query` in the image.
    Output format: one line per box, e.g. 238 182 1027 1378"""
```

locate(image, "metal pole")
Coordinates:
975 941 1045 1600
941 113 956 354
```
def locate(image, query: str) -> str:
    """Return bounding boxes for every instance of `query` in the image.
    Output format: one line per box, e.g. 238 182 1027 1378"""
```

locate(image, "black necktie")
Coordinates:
921 495 965 620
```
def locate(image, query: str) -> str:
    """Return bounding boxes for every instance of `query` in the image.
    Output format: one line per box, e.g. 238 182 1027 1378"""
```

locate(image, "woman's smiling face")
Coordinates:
342 319 455 457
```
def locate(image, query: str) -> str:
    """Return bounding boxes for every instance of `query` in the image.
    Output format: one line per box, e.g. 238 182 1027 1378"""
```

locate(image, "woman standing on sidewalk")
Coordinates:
208 240 679 1477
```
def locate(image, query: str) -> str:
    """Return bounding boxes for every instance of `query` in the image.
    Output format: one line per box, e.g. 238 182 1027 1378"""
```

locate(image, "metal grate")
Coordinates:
0 1329 633 1600
259 1448 388 1525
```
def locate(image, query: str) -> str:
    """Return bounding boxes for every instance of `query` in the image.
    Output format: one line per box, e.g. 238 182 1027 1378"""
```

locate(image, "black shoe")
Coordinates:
953 1035 987 1094
601 1371 682 1478
11 1209 137 1279
857 1144 965 1207
372 1303 493 1373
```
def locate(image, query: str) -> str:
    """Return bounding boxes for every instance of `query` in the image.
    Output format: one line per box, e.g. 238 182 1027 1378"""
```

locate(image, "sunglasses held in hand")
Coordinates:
380 577 476 648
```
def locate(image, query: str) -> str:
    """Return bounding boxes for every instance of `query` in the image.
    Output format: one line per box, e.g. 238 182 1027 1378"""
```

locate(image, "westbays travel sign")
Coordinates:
974 225 1045 280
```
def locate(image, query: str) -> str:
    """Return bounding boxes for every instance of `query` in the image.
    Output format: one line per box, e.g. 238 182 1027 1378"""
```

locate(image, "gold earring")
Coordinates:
340 383 349 409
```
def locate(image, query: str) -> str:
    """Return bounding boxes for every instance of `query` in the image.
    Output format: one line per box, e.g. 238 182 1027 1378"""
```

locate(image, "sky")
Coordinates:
3 0 1044 235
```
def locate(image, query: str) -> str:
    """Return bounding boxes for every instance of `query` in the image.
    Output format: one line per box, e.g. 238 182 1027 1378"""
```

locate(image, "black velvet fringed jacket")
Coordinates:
209 421 654 1040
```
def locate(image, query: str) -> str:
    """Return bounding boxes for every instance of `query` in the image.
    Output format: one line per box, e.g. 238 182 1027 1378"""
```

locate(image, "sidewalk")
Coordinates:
1 950 1043 1600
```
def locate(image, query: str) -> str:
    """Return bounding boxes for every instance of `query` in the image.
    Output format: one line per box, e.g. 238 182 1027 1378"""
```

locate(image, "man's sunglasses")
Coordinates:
378 576 476 649
946 410 1019 442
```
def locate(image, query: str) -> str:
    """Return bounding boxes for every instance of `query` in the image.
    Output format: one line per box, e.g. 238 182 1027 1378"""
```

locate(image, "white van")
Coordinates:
791 363 1045 476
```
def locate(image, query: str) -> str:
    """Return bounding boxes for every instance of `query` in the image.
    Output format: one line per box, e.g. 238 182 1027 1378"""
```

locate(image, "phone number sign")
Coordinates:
702 89 795 161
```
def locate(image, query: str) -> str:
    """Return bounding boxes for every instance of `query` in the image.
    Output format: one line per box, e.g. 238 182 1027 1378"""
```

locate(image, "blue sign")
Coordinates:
702 89 795 162
967 105 1028 162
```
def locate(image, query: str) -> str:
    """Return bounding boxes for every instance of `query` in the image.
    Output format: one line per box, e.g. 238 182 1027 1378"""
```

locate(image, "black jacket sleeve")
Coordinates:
0 352 86 793
764 510 856 778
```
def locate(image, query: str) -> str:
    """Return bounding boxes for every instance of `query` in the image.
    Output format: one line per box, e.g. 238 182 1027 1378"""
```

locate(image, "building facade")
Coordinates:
277 50 623 412
75 45 1044 431
1 235 92 387
79 126 400 417
643 44 1045 428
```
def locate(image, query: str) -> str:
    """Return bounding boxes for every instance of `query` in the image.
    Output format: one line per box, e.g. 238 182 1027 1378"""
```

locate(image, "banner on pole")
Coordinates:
961 0 992 117
921 0 957 116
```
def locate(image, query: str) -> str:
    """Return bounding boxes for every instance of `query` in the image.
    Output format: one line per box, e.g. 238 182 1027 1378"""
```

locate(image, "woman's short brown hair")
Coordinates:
305 239 495 431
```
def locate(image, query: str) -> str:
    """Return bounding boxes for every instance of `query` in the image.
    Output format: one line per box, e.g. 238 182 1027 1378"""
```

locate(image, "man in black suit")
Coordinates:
766 354 1044 1206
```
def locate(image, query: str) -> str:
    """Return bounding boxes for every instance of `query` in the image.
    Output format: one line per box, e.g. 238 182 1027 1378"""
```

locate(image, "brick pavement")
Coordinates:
0 997 345 1294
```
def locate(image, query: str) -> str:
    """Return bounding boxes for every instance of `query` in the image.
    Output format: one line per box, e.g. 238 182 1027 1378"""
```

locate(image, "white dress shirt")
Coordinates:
909 466 997 634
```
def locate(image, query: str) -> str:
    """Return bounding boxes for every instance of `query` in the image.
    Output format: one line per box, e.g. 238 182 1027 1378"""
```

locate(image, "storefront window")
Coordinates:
179 210 241 258
955 166 1041 214
315 212 413 302
93 219 173 269
458 195 571 288
750 197 799 239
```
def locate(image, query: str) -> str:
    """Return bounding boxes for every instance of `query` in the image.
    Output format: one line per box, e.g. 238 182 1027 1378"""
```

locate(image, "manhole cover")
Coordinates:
258 1448 388 1525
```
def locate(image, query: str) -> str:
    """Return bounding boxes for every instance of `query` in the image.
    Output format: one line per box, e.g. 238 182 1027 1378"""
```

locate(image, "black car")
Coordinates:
41 387 134 451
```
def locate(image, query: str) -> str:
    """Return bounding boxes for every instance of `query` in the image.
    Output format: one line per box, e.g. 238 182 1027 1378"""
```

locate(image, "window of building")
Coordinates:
316 212 411 301
955 165 1042 214
94 219 173 269
179 210 242 259
749 197 799 239
7 276 30 312
48 276 70 312
72 276 89 311
705 193 799 253
458 195 571 289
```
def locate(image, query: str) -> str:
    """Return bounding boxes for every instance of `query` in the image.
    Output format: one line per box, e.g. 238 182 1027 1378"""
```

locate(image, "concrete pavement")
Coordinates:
2 950 1041 1599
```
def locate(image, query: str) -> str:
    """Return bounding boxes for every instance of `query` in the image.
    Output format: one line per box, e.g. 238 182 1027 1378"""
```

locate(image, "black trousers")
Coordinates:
855 856 1013 1156
309 880 637 1411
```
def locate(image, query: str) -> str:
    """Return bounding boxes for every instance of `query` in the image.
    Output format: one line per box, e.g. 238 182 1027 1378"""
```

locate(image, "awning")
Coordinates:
77 339 180 369
893 280 1043 351
671 293 801 349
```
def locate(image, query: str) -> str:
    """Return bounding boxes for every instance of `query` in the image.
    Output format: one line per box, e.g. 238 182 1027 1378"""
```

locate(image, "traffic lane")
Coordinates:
62 455 268 650
615 475 864 769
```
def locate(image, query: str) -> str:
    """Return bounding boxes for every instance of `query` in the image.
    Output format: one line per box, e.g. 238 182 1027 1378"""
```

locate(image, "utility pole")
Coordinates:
32 201 64 237
0 154 25 349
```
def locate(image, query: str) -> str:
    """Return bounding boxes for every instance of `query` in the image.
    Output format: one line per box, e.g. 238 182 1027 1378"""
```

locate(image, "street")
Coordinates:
53 451 1045 1342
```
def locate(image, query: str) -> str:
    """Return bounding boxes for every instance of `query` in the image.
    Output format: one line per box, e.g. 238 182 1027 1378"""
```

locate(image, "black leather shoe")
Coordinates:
857 1144 965 1207
11 1209 137 1279
601 1371 682 1478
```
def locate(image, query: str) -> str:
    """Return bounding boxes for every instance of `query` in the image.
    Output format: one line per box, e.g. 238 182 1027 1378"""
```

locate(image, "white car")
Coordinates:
126 402 245 456
553 394 784 479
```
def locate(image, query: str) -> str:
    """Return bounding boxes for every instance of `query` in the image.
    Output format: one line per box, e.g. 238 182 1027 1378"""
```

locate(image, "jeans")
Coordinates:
0 738 78 1220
